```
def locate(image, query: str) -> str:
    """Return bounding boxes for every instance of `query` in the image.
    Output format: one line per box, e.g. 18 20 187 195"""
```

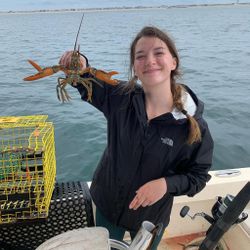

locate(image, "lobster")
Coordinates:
23 14 118 102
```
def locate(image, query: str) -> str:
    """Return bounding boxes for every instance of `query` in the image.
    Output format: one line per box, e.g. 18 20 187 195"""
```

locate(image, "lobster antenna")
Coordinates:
74 13 84 51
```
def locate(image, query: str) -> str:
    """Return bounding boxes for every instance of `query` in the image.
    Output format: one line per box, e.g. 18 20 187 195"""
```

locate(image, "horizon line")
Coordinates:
1 2 250 14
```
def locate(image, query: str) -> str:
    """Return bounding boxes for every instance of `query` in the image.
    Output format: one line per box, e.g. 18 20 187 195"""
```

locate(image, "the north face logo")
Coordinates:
161 137 173 147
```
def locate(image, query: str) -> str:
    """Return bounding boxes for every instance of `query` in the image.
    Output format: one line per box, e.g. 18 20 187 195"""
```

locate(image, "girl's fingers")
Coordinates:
129 195 148 210
141 199 151 207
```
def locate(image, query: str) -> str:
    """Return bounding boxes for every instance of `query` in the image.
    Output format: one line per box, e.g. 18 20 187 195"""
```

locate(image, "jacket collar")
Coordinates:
132 84 203 125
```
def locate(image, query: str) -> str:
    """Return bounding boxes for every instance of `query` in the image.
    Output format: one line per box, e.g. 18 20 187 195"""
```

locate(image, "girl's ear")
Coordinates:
133 67 137 77
171 57 177 70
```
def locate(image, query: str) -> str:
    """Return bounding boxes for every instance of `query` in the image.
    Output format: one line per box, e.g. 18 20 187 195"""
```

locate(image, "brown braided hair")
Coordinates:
127 26 201 144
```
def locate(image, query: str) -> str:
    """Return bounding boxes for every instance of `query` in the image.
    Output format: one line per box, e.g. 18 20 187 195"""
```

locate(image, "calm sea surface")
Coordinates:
0 5 250 182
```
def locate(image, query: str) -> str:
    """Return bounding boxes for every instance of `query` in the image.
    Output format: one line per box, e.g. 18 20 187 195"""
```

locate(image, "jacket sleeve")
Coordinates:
75 71 121 117
165 123 214 197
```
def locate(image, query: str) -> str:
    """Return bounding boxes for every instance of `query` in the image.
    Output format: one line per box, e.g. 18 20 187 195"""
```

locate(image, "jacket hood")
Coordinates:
172 85 204 121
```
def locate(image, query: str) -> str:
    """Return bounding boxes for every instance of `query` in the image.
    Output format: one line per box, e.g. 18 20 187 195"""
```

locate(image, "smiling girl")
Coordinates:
60 26 214 249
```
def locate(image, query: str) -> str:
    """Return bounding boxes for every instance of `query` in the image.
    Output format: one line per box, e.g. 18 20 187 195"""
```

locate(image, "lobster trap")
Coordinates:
0 115 56 224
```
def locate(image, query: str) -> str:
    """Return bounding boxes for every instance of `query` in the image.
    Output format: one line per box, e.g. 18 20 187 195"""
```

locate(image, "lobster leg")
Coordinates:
87 77 104 88
57 78 72 102
56 85 61 102
61 87 72 102
78 78 93 102
57 78 64 101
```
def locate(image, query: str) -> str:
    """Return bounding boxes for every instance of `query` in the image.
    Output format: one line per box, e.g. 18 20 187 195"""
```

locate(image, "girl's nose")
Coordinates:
145 53 156 66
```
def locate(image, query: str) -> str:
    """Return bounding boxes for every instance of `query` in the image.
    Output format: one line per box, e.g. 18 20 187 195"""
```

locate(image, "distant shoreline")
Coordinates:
1 2 250 14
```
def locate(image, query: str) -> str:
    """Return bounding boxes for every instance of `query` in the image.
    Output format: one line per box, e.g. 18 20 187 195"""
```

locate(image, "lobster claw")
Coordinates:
23 60 62 81
88 68 119 85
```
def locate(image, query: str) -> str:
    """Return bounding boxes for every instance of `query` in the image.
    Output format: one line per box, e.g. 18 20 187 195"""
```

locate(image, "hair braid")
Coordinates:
172 84 201 144
186 114 202 144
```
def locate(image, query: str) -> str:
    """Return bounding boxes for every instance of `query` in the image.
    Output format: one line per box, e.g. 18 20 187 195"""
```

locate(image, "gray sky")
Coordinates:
0 0 248 11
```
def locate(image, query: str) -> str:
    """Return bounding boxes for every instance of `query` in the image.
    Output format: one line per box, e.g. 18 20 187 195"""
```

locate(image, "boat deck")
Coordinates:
158 231 229 250
159 231 206 249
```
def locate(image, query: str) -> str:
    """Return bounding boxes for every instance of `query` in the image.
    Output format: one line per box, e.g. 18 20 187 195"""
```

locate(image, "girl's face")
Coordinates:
133 36 177 88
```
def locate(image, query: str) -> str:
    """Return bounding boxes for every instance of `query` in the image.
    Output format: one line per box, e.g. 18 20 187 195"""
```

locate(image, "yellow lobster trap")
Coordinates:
0 115 56 224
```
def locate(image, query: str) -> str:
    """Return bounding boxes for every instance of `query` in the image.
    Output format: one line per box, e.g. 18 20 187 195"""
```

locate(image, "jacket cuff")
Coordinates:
165 176 177 194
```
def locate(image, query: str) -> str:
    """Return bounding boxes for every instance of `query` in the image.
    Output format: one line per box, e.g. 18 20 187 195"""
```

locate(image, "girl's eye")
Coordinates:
155 52 164 56
135 55 145 60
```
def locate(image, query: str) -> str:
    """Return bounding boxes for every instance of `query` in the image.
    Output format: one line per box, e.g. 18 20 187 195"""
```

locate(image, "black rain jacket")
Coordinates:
76 76 214 232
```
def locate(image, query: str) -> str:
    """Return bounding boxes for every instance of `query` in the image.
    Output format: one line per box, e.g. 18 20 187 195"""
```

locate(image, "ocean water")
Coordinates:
0 5 250 182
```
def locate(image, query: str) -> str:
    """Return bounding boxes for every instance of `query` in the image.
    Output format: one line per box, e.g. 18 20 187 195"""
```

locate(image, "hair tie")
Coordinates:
182 110 188 115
